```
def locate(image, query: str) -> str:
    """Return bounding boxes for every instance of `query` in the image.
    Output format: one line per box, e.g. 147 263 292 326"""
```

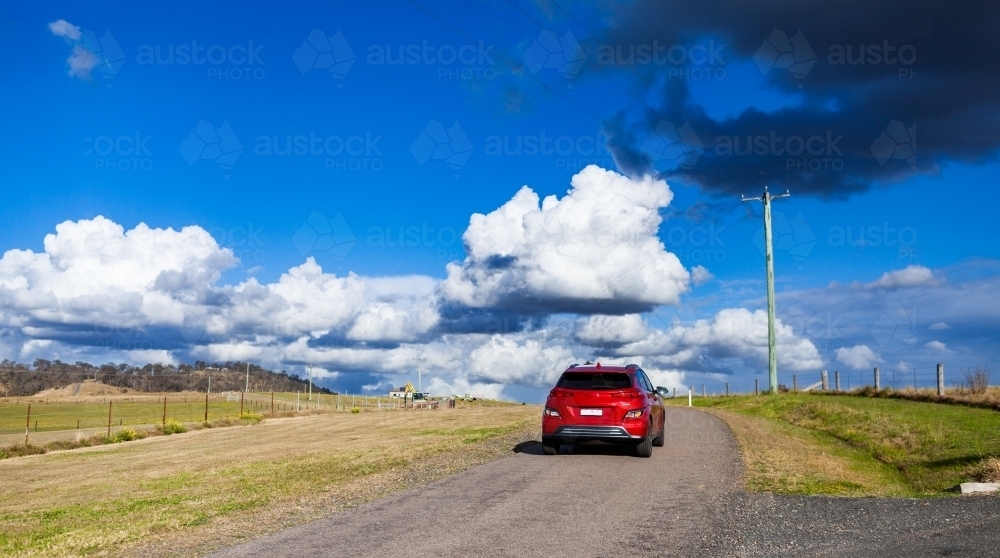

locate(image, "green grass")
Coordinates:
418 424 527 443
0 400 247 434
669 393 1000 494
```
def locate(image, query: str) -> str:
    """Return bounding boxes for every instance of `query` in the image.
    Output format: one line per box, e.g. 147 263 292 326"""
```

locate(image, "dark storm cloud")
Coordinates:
602 0 1000 196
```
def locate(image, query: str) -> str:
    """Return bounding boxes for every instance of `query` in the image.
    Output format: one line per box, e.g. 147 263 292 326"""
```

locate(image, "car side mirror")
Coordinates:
655 386 669 396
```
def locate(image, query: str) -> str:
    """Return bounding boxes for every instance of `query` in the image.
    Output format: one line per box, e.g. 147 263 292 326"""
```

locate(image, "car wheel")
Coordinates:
542 438 558 455
634 427 653 458
652 417 665 447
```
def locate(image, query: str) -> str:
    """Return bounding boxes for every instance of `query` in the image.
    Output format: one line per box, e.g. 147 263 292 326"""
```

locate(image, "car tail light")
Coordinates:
544 407 561 417
624 409 644 419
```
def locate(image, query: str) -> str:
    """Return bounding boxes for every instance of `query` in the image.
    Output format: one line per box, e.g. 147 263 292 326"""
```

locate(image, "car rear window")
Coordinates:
556 372 633 390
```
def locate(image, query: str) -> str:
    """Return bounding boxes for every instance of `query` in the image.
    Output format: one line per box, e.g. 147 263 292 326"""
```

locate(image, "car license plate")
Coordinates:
580 408 602 416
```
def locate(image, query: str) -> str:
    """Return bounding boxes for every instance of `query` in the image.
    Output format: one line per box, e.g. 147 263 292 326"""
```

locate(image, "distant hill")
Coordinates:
0 359 335 397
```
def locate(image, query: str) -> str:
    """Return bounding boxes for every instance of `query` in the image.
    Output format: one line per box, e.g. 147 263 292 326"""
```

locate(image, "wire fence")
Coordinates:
676 360 998 398
0 390 466 445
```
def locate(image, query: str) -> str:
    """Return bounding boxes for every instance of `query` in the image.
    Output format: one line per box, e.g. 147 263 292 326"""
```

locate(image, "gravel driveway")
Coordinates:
210 407 1000 557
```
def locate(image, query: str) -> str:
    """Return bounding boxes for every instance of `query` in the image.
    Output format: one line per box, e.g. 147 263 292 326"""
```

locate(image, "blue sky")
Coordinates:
1 0 998 399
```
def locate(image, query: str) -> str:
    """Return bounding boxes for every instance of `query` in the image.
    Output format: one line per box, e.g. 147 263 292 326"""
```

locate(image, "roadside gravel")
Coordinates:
702 492 1000 557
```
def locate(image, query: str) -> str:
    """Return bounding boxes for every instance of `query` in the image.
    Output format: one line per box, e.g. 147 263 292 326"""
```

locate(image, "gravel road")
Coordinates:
210 407 1000 557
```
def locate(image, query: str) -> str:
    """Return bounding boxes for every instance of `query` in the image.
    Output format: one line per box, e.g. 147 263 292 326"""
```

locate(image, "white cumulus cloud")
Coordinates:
835 344 882 370
575 314 648 346
48 19 96 79
441 166 691 314
925 340 951 352
614 308 823 372
864 265 941 290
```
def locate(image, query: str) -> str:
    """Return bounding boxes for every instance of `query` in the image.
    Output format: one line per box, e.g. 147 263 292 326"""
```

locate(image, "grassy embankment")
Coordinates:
667 392 1000 496
0 405 538 557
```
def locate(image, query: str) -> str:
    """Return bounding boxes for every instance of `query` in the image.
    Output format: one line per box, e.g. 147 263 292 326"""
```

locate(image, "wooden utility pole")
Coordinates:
204 392 209 422
742 187 790 394
25 404 31 446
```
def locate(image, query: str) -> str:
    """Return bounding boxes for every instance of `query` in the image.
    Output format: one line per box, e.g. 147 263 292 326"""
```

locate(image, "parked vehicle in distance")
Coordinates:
541 363 666 457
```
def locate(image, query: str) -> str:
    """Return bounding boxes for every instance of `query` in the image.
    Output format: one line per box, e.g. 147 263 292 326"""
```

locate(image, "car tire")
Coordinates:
652 417 665 447
634 427 653 458
542 438 558 455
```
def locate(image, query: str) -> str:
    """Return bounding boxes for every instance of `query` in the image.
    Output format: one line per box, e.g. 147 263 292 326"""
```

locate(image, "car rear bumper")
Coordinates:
545 425 646 444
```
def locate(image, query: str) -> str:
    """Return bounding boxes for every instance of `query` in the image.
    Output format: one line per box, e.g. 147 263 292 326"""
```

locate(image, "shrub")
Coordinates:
239 412 263 424
351 407 361 414
0 443 46 459
159 419 187 435
964 367 990 395
112 428 144 443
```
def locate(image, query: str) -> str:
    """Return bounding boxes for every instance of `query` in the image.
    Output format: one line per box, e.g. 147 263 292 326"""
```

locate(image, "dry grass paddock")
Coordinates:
0 405 539 557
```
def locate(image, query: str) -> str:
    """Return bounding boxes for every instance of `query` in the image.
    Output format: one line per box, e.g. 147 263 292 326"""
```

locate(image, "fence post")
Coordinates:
240 392 245 416
162 397 166 427
204 392 209 422
702 384 706 397
835 371 841 392
821 370 829 391
937 363 944 396
673 387 676 398
874 366 880 390
271 391 275 416
725 383 730 396
688 388 692 407
296 391 300 412
793 375 797 392
107 401 112 437
25 404 31 446
755 379 759 395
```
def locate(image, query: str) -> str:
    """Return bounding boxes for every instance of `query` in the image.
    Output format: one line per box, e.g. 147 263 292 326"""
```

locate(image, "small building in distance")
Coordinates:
389 381 416 399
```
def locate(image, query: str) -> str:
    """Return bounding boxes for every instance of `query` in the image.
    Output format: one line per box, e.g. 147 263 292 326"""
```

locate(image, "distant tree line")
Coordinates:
0 359 335 397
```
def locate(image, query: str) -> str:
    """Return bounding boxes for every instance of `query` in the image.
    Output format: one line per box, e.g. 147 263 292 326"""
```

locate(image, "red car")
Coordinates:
542 363 666 457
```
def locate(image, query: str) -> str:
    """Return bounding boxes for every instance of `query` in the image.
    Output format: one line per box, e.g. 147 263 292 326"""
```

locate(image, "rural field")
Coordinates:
0 382 453 446
0 403 539 557
668 392 1000 496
